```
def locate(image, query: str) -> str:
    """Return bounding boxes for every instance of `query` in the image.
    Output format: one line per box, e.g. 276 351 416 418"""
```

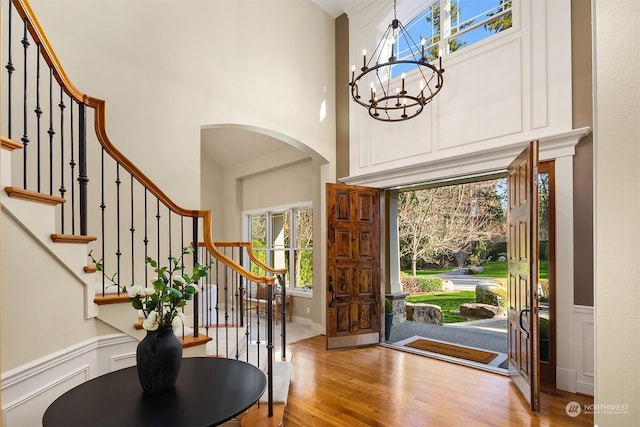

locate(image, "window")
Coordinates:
391 0 513 78
248 207 313 293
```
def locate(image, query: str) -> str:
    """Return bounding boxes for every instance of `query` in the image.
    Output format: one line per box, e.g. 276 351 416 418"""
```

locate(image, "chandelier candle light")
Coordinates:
350 0 445 122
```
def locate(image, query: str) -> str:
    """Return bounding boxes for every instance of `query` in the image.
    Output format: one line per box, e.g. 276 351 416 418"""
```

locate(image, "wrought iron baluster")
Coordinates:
59 87 66 232
130 175 135 286
100 147 106 295
143 189 149 285
115 163 122 294
78 104 88 236
215 257 220 357
156 199 161 264
279 273 287 361
47 69 55 195
6 2 14 139
167 209 172 268
35 47 42 192
69 99 76 234
21 21 30 189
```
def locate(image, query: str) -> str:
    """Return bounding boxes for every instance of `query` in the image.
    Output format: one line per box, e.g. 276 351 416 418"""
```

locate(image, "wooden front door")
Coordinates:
326 183 381 350
507 141 540 411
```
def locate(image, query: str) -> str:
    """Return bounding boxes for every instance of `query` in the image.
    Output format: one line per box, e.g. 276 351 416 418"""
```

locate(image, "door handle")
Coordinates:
328 276 335 307
519 308 530 339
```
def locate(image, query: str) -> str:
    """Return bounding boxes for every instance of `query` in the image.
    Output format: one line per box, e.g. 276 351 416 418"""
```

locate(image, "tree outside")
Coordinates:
398 179 506 276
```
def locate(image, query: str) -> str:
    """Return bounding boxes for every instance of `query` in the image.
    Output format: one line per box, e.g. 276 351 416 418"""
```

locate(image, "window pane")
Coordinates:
271 211 289 249
295 208 313 249
251 215 266 249
294 249 313 290
449 0 512 51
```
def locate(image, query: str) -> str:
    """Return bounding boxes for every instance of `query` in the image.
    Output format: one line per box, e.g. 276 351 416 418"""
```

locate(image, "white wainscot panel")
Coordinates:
574 305 594 396
438 38 523 149
1 334 137 427
369 84 434 166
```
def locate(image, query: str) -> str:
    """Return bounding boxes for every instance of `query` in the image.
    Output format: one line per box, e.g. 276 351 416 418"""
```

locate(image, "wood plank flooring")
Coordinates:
284 335 593 426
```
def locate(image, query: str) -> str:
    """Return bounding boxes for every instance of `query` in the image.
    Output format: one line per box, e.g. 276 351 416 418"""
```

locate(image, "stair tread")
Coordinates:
5 186 65 205
240 402 285 427
1 136 23 151
260 361 292 405
94 293 130 305
51 234 97 244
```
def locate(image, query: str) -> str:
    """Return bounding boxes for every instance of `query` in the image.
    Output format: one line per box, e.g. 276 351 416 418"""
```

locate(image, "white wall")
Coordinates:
594 0 640 425
343 0 593 395
27 0 336 209
346 0 573 183
242 160 312 212
0 210 119 371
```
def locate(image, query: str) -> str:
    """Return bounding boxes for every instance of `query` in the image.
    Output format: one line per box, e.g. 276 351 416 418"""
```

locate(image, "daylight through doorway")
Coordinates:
385 165 554 378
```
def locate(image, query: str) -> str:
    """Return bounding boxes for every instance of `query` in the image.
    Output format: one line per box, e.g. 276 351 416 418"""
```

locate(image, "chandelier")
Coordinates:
350 0 445 122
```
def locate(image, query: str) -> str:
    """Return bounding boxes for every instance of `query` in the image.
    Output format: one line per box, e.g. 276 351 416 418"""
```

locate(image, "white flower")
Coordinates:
173 275 186 285
142 311 160 331
172 312 185 330
143 287 155 296
127 285 144 298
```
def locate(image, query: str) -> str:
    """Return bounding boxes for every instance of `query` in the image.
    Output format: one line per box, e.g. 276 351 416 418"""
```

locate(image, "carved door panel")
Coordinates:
326 183 381 349
507 141 541 411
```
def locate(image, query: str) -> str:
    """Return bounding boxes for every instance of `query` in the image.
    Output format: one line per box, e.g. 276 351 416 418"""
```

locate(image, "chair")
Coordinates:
251 283 292 325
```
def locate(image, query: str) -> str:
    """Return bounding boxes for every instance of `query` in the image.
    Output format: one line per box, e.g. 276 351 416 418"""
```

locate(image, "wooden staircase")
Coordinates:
1 1 291 424
1 135 209 354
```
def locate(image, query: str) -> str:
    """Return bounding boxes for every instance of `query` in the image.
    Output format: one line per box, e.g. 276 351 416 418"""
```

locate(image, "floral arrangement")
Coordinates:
125 247 209 331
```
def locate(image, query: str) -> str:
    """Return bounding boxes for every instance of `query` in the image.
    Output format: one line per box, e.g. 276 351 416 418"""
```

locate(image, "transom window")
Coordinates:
248 207 313 293
392 0 513 77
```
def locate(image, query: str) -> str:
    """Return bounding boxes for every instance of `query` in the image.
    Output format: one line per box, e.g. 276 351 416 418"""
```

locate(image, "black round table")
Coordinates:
42 357 267 427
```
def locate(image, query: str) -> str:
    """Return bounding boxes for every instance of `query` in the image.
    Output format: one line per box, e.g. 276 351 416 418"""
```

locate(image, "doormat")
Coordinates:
404 338 498 364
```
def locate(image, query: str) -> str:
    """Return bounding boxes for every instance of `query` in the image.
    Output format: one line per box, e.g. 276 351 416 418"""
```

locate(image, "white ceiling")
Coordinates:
200 127 298 169
311 0 367 18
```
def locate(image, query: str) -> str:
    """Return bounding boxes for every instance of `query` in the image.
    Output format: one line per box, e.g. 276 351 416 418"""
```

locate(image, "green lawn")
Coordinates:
406 290 476 323
471 261 549 279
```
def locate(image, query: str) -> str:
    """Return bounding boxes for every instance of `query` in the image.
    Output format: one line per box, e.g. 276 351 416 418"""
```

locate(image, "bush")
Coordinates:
475 281 508 309
539 317 550 339
385 298 393 314
401 276 444 294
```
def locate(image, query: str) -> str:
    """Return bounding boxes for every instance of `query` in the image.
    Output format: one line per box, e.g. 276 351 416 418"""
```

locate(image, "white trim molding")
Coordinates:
341 128 590 188
1 334 137 427
574 305 595 396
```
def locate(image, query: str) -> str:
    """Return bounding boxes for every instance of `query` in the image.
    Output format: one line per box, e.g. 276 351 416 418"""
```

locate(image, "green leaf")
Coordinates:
146 257 157 268
131 299 143 310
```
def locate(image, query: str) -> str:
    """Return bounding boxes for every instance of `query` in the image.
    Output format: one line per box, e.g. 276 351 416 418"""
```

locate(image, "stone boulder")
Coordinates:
406 303 443 325
475 281 508 309
442 280 455 292
460 303 505 319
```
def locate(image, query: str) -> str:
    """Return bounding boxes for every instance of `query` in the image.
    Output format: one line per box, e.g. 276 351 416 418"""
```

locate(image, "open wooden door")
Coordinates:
507 140 540 411
326 183 381 350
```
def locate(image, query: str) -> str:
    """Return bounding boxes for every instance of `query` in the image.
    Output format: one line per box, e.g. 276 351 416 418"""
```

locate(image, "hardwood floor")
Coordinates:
284 336 593 426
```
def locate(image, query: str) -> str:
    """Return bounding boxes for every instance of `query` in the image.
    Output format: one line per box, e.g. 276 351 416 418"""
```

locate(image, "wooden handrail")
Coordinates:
10 0 273 287
211 241 287 277
13 0 85 103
